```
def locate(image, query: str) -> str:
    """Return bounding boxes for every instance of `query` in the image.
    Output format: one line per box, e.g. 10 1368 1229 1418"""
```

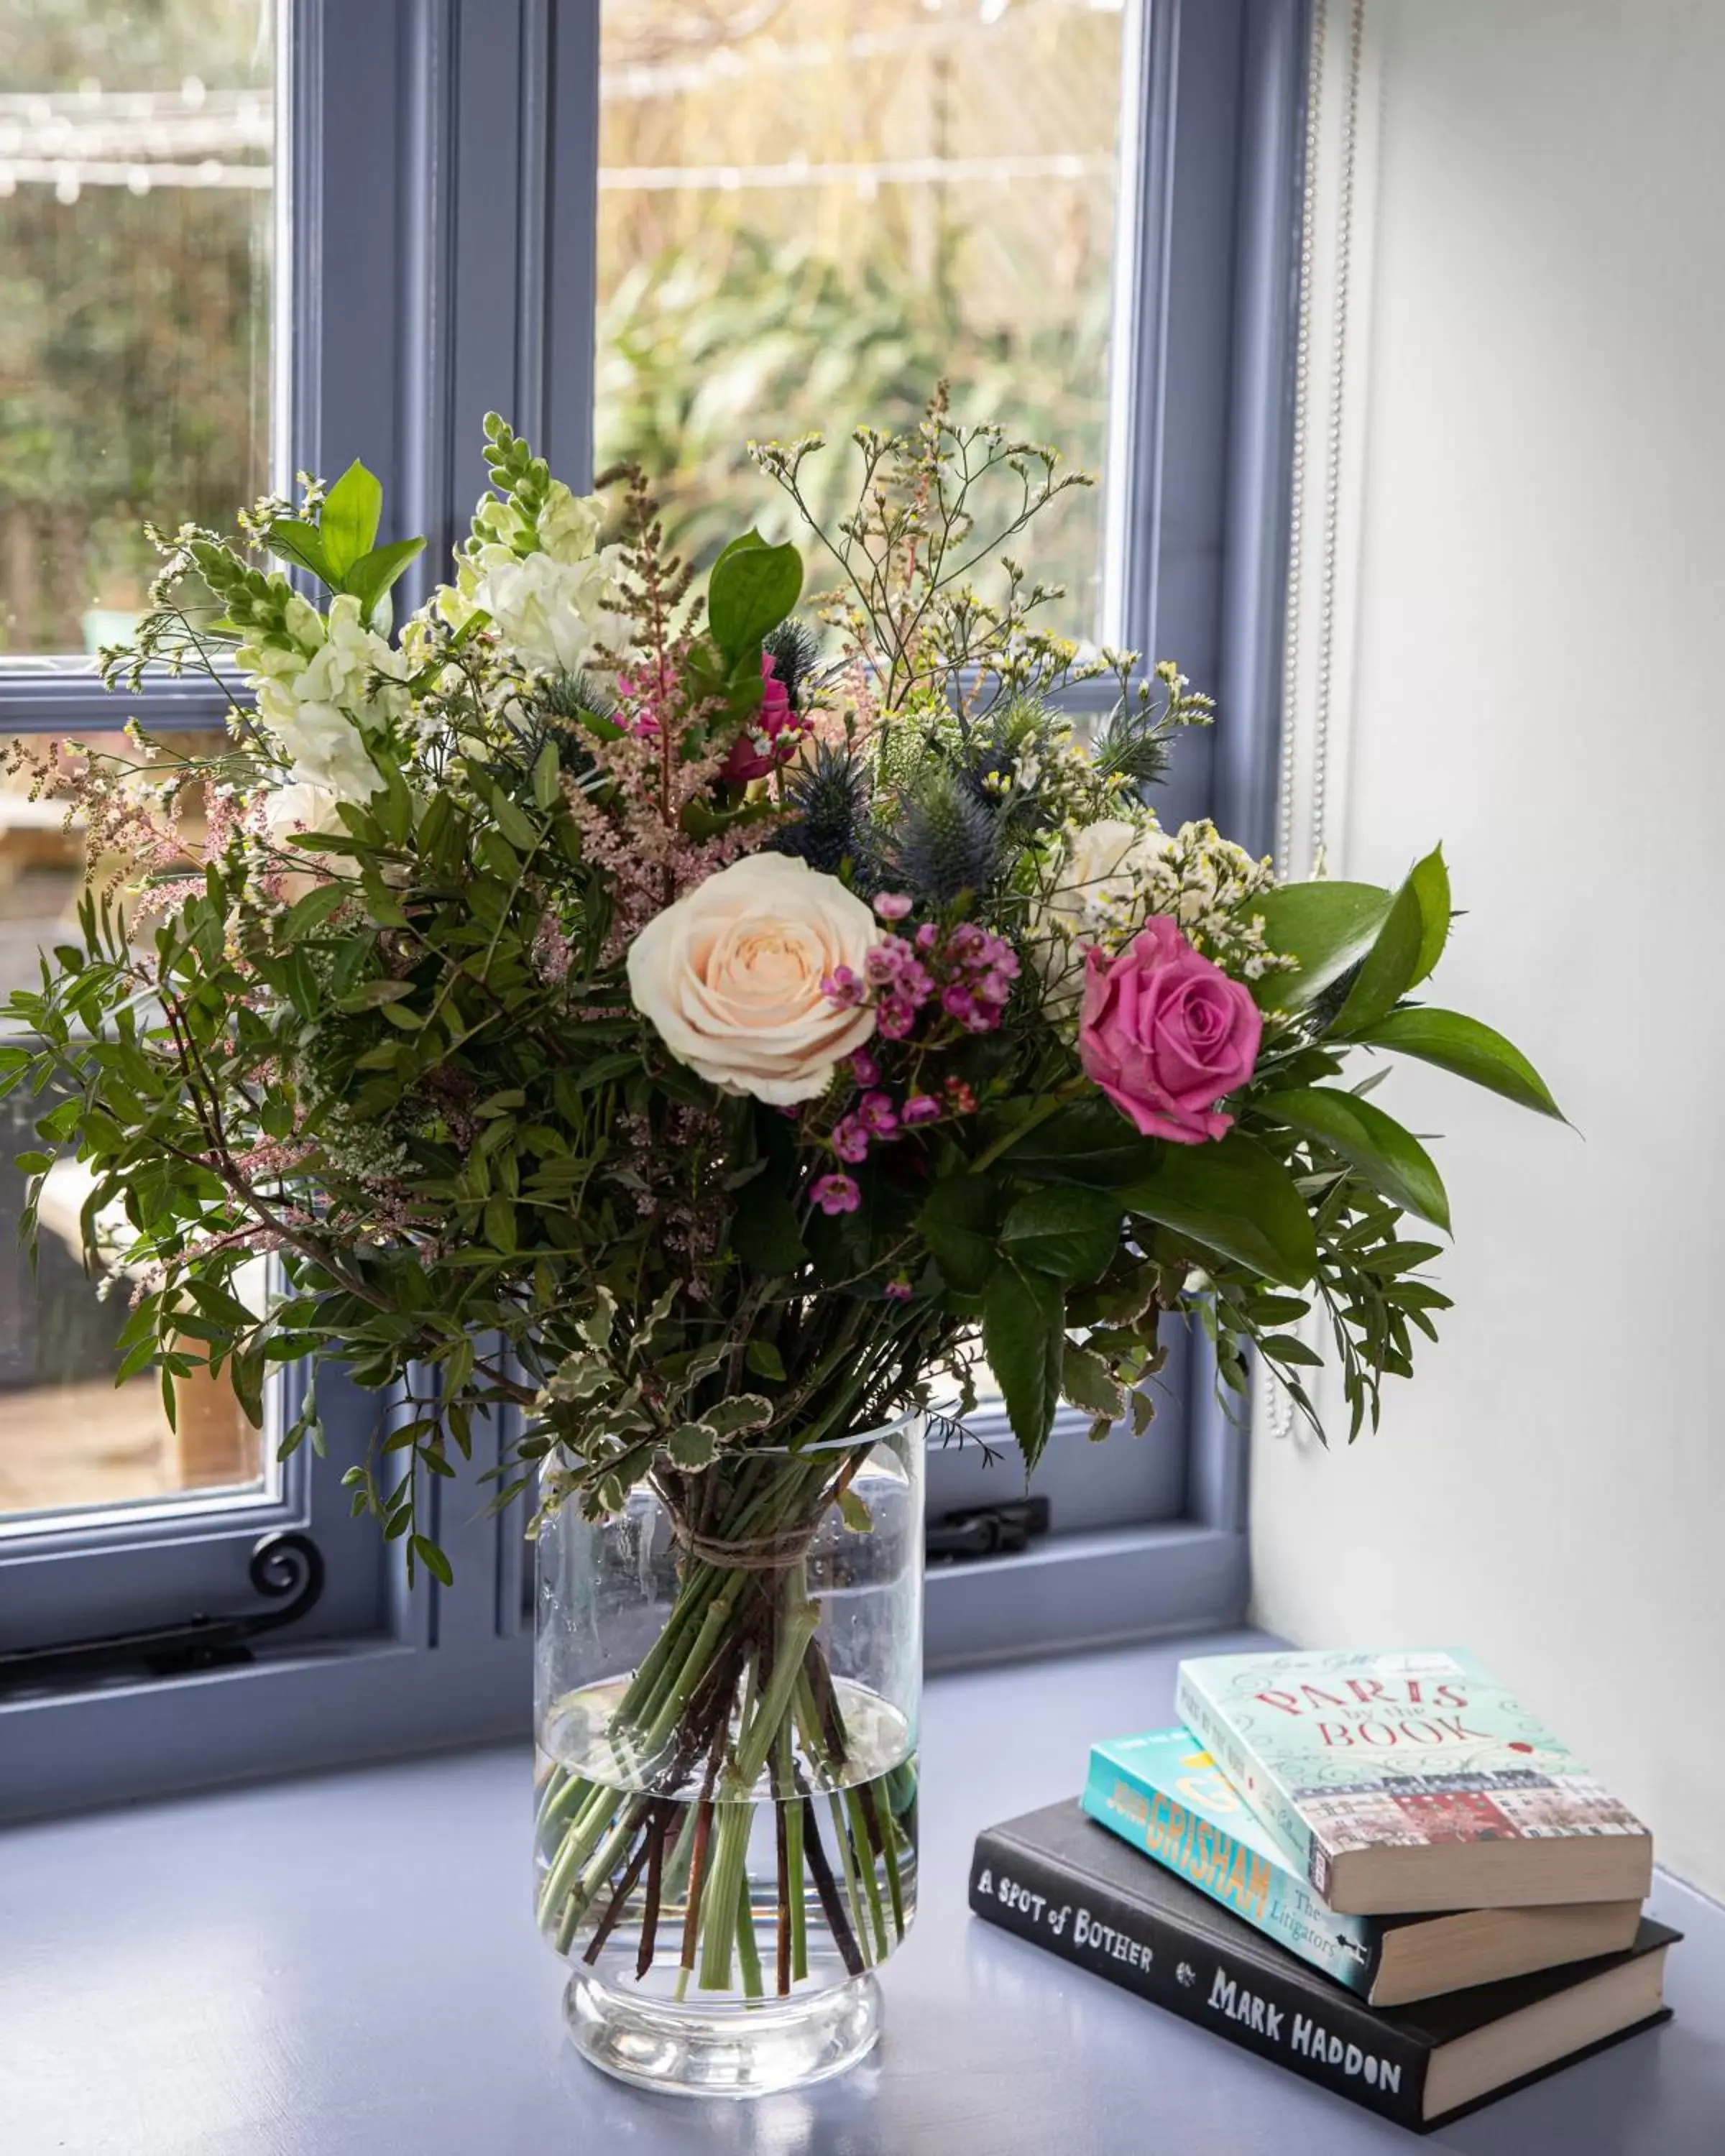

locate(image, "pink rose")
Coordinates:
1077 916 1261 1144
720 651 806 783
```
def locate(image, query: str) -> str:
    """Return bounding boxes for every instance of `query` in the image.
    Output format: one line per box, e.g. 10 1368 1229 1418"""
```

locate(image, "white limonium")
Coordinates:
1029 814 1285 1004
1029 816 1179 1008
442 476 630 681
241 593 410 801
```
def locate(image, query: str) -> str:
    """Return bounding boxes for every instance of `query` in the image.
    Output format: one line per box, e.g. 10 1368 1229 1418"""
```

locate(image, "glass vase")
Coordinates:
533 1412 924 2097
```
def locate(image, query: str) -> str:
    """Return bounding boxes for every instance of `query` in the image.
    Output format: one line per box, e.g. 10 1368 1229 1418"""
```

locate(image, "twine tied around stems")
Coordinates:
666 1516 823 1572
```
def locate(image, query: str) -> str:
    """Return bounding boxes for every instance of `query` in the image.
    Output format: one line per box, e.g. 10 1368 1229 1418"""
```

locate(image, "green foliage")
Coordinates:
707 530 804 658
1351 1008 1565 1120
265 463 428 630
1123 1133 1320 1289
1268 1088 1451 1232
1248 882 1395 1010
2 404 1569 1570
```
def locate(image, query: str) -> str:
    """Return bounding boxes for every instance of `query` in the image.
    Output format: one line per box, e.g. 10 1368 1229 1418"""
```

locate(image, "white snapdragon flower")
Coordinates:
247 594 409 802
1029 816 1179 1008
436 477 625 677
262 781 362 903
473 545 630 678
535 481 605 564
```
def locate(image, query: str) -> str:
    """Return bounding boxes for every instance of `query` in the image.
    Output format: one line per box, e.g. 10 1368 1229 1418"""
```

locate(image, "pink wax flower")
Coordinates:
883 1277 914 1303
857 1090 898 1135
873 892 914 921
1077 915 1261 1143
822 964 866 1008
850 1049 881 1086
900 1094 941 1127
811 1172 862 1215
832 1115 870 1163
876 999 916 1040
914 922 939 953
719 652 806 783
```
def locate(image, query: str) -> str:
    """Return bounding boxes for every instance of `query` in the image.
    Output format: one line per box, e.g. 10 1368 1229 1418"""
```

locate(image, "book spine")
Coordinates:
1176 1665 1321 1889
969 1829 1429 2128
1080 1757 1379 1998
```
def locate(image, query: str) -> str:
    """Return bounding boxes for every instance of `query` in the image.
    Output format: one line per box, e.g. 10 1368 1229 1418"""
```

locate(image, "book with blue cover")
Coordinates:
1176 1648 1655 1915
1084 1727 1642 2005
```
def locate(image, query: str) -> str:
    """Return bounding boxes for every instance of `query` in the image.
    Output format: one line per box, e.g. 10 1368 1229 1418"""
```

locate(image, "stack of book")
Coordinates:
970 1649 1676 2132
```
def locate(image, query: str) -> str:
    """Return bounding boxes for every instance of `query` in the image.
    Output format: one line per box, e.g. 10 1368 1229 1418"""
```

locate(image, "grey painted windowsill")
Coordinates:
2 1630 1720 2156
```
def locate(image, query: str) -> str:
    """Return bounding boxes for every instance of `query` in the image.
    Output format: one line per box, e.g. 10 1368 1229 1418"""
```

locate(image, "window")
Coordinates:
0 0 1308 1815
594 0 1130 630
0 6 278 1529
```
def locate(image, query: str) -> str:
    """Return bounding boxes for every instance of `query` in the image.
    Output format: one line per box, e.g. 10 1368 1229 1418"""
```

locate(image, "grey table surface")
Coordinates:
2 1631 1721 2156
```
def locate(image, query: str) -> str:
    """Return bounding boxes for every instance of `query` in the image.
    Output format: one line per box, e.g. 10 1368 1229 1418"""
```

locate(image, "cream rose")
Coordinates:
626 854 883 1104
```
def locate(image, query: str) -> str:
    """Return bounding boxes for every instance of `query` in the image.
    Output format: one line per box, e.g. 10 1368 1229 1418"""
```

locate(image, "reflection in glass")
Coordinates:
596 0 1132 630
0 1 275 660
0 730 263 1522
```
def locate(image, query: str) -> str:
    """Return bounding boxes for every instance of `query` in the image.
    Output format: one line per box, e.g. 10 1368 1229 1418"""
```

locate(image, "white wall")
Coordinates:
1250 0 1725 1899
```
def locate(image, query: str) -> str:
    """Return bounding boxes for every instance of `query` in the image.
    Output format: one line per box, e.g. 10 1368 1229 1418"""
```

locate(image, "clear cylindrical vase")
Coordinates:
533 1413 924 2097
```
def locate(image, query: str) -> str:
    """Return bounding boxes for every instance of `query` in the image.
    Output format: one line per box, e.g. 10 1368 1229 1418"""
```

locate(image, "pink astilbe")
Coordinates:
564 632 780 964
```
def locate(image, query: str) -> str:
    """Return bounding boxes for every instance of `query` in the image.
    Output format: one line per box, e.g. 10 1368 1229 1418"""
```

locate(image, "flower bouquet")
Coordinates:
2 395 1561 2093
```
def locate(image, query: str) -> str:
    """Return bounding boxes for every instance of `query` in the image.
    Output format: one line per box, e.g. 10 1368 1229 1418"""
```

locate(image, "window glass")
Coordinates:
597 0 1132 630
0 729 264 1525
0 1 275 662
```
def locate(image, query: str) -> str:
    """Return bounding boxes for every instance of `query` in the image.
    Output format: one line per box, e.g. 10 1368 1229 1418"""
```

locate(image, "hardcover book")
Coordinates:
970 1800 1676 2133
1175 1649 1655 1915
1084 1729 1642 2004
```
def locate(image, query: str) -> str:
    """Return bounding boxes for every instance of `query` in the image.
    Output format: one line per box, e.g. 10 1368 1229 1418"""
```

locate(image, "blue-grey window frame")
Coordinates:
0 0 1307 1819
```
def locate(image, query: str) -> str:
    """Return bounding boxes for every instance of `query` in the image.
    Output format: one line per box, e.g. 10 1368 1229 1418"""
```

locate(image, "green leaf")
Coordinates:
1406 845 1451 990
1329 875 1425 1036
1248 882 1393 1010
1270 1086 1452 1230
1061 1342 1125 1422
14 1149 54 1174
483 1195 518 1253
982 1263 1065 1470
1123 1132 1319 1286
318 459 385 579
533 739 562 811
264 516 333 585
704 1394 773 1438
707 530 804 657
1352 1007 1565 1120
344 535 426 622
836 1486 874 1535
999 1187 1123 1284
666 1422 718 1470
731 1181 809 1275
745 1339 786 1381
1258 1334 1324 1368
409 1534 454 1588
997 1099 1164 1189
918 1174 1000 1294
280 881 351 941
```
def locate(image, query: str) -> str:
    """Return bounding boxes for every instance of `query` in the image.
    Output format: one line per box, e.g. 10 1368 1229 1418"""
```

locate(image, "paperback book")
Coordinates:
970 1800 1675 2133
1084 1728 1642 2005
1176 1649 1654 1914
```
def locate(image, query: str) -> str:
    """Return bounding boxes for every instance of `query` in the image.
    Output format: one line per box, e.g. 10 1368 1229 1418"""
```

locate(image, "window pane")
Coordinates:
597 0 1132 631
0 732 264 1525
0 2 275 661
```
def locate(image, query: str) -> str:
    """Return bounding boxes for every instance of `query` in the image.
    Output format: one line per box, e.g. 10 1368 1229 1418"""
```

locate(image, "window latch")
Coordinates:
925 1496 1051 1564
0 1530 326 1697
